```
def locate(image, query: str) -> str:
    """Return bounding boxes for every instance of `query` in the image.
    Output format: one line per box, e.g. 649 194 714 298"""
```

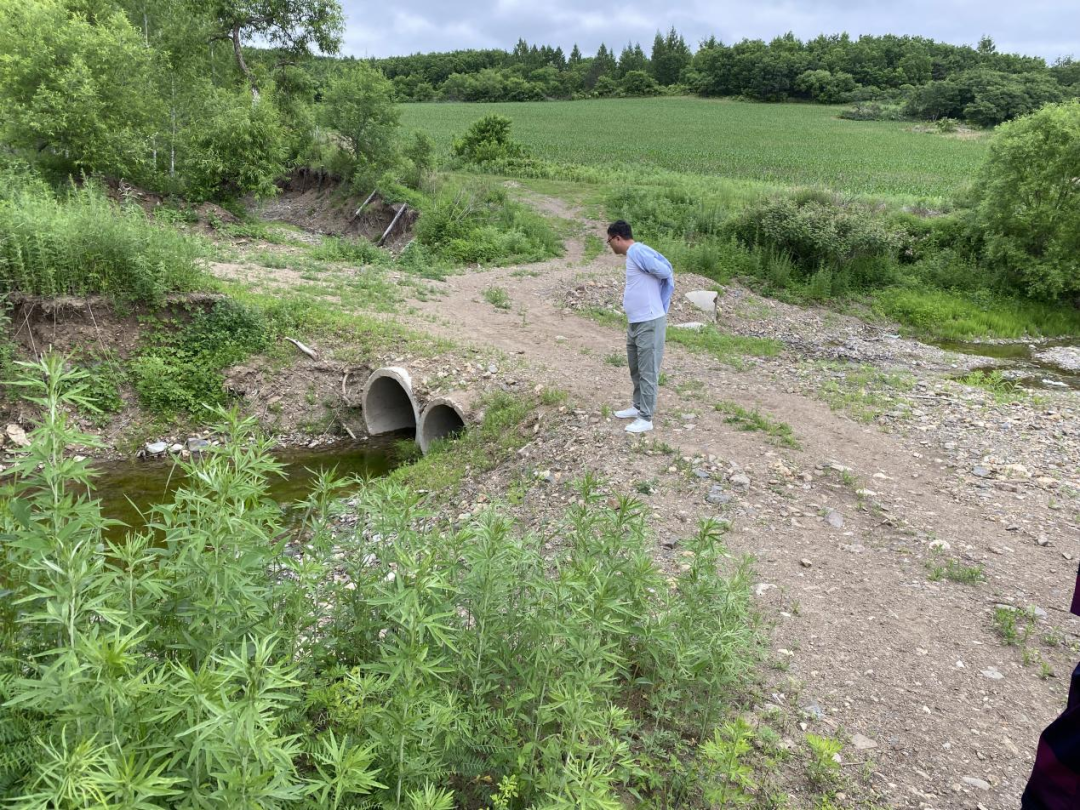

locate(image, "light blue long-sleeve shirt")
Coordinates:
623 242 674 323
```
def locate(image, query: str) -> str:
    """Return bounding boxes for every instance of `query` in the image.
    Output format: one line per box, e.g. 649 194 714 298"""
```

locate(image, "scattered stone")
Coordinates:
144 441 168 456
187 437 210 453
961 777 991 791
535 469 553 483
706 485 732 505
1037 536 1051 547
692 468 711 480
800 558 813 568
1002 463 1031 480
928 539 951 552
4 424 30 448
826 509 844 529
802 703 825 720
972 465 992 478
729 473 751 490
169 443 183 453
684 290 718 314
980 667 1004 680
754 583 776 597
851 733 878 751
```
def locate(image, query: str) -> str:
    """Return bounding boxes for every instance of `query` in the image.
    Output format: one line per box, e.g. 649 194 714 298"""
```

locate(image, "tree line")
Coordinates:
373 30 1078 125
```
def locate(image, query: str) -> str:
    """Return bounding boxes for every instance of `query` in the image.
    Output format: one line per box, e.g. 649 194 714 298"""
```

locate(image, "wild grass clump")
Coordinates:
415 181 562 266
0 173 206 302
0 357 762 808
309 235 388 266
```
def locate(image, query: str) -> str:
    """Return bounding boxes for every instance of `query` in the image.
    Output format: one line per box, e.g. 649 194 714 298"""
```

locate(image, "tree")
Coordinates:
0 0 162 183
973 101 1080 304
320 62 400 186
651 27 690 85
190 0 344 101
585 44 616 89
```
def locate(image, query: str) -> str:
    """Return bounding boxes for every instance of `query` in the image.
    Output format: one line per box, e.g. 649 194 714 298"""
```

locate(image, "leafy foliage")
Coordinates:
0 357 762 808
972 101 1080 304
319 62 401 188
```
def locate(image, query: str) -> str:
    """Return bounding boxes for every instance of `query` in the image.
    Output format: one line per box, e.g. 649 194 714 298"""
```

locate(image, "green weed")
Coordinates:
604 351 626 367
993 606 1036 646
805 733 843 789
926 557 985 584
715 400 800 448
482 285 511 309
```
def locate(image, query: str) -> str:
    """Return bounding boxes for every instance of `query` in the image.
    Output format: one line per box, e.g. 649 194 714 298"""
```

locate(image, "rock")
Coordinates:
929 538 951 552
145 441 168 455
972 465 992 478
1002 463 1031 480
1037 536 1051 547
754 583 776 597
706 485 732 505
961 777 991 791
169 444 183 453
851 733 878 751
1035 346 1080 371
729 473 751 490
684 290 718 314
826 509 844 529
802 703 825 720
4 424 30 448
800 558 813 568
187 437 210 453
692 468 711 480
672 321 706 331
535 469 553 483
980 667 1004 680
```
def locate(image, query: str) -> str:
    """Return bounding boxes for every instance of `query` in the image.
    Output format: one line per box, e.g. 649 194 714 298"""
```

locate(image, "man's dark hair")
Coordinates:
607 220 633 240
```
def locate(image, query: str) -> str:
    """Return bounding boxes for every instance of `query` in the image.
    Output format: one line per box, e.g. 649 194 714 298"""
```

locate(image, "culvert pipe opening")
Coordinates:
418 399 467 454
362 367 419 436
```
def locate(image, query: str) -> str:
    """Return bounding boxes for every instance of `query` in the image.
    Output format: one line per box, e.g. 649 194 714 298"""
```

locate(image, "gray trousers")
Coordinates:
626 315 666 420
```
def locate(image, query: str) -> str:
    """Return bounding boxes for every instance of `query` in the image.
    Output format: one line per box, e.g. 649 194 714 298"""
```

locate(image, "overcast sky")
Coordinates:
338 0 1078 63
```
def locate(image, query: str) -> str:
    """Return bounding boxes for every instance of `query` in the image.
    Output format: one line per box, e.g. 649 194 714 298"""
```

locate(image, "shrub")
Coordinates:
451 114 529 164
730 197 905 279
320 63 402 190
972 100 1080 305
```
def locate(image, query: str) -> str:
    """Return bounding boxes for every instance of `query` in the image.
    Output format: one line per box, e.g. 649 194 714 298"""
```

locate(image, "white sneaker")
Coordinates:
625 417 653 433
614 406 640 419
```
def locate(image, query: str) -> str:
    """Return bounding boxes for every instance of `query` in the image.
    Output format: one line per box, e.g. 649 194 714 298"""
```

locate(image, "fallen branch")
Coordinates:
351 190 378 221
285 337 317 360
377 204 409 246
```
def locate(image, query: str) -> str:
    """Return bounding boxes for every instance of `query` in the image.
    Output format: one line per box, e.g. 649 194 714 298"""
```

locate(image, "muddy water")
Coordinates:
930 337 1080 391
90 433 413 535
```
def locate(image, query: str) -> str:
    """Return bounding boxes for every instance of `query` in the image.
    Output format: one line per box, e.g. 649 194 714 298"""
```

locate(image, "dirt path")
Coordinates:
398 193 1080 809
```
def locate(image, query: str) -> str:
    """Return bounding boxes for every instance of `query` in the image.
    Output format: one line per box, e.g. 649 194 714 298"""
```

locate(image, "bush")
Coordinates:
730 197 905 279
0 173 206 302
320 63 402 190
971 101 1080 305
184 90 289 201
451 114 529 164
415 183 561 266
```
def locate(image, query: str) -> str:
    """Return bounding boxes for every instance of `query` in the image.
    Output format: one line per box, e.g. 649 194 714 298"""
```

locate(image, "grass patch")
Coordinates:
667 325 783 369
715 400 800 449
957 369 1028 404
993 606 1037 646
482 285 511 309
580 305 624 329
583 233 605 262
873 287 1080 340
926 556 985 584
604 351 626 367
813 361 916 423
308 235 387 266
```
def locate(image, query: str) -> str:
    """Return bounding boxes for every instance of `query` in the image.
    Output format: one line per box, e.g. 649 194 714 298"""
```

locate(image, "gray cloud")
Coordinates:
339 0 1078 62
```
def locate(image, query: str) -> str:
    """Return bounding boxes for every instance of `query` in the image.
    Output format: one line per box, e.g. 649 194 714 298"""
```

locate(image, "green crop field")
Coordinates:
401 96 989 201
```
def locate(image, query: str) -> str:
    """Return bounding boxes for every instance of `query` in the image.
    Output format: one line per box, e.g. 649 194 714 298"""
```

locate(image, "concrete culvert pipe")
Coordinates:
362 367 420 436
418 395 472 454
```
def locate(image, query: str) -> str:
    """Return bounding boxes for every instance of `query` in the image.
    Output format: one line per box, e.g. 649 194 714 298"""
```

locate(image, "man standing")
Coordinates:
606 220 674 434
